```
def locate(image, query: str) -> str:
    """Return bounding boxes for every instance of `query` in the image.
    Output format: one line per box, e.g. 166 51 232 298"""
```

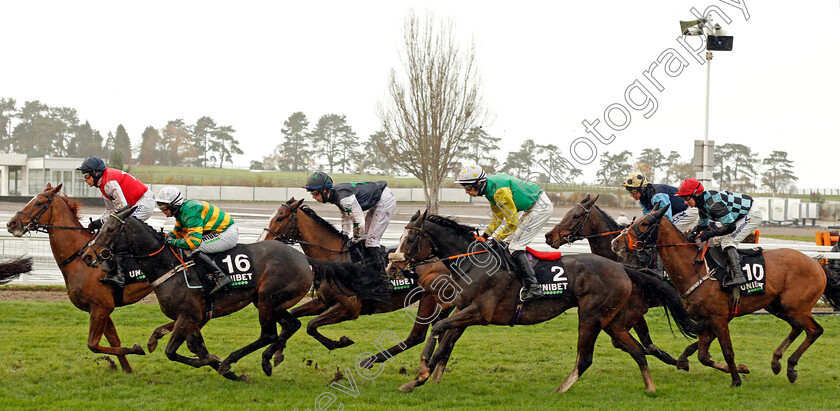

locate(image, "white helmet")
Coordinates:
455 165 487 185
155 186 184 207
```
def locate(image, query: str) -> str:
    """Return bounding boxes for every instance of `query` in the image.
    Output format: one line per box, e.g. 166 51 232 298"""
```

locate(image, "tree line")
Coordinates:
1 97 243 169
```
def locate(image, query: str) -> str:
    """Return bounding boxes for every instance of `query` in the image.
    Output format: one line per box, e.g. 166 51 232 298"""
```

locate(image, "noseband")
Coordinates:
263 203 300 244
620 214 659 251
12 193 56 233
558 204 592 244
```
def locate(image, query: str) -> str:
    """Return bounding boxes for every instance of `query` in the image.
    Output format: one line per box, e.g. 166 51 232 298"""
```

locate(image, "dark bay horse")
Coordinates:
0 257 33 285
388 211 699 393
5 184 173 373
260 198 454 366
612 205 840 386
544 194 678 366
80 206 367 380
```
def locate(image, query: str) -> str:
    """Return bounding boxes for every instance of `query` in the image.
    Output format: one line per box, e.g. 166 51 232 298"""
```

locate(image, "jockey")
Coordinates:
155 186 236 295
77 156 155 287
622 171 699 270
676 177 763 287
455 165 554 302
304 171 396 271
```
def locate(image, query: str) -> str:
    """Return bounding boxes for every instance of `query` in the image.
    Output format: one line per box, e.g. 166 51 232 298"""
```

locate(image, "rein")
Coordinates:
265 203 349 254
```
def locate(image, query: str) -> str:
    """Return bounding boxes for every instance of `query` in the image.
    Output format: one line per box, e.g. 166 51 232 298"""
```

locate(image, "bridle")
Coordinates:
262 203 349 255
619 213 660 252
390 223 488 272
552 203 623 246
11 192 90 234
84 213 166 266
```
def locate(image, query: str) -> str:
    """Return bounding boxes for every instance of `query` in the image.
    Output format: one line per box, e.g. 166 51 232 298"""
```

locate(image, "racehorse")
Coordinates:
387 211 699 393
544 194 679 366
260 198 455 366
80 205 372 380
612 205 840 386
0 257 33 285
5 184 173 373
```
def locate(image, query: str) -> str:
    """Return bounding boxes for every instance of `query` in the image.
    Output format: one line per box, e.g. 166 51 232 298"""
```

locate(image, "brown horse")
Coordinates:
544 194 679 365
388 211 699 393
0 257 33 285
5 184 173 373
260 198 454 366
80 205 374 380
612 205 840 386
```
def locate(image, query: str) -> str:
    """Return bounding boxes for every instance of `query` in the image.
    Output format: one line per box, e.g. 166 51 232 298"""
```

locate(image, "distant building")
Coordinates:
0 154 99 197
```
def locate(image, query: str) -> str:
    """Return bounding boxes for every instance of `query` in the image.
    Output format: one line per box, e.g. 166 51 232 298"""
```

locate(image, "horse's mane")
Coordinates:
298 205 349 241
593 205 621 230
58 193 83 221
426 215 478 236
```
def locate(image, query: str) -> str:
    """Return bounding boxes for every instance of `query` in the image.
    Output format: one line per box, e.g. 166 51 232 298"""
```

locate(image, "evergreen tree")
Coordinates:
137 126 160 165
207 125 242 168
113 124 132 164
311 114 352 173
761 151 797 194
279 112 311 171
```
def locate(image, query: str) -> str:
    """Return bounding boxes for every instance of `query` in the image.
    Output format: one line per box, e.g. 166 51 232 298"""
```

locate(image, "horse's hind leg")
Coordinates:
676 341 698 371
634 317 677 366
101 316 132 372
429 327 465 383
695 329 750 374
555 319 602 393
262 309 302 376
164 319 232 377
362 299 455 368
147 321 175 353
780 312 823 383
605 323 655 392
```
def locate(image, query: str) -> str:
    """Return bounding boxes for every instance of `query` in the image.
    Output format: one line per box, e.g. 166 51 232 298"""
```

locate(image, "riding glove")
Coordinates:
88 218 103 231
687 225 706 242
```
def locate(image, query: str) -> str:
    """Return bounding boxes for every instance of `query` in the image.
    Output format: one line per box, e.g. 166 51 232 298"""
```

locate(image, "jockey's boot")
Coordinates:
511 250 543 302
99 256 126 287
192 251 231 295
722 246 747 287
366 246 391 285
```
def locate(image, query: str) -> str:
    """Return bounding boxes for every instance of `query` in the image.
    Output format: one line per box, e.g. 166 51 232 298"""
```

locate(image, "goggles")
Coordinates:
462 184 478 191
625 188 639 194
679 195 693 201
82 172 93 179
157 202 171 211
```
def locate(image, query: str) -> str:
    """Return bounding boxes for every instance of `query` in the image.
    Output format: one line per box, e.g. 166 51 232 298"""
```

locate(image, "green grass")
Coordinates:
2 301 840 410
760 234 818 243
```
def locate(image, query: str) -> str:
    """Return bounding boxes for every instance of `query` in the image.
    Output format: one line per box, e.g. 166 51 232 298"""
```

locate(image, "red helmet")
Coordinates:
675 178 705 196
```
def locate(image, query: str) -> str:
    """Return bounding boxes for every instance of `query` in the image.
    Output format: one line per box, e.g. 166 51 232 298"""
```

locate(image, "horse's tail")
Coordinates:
624 267 701 339
307 257 390 302
820 263 840 311
0 256 33 285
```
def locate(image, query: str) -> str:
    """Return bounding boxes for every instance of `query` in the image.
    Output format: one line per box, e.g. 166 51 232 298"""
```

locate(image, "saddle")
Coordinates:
705 245 766 295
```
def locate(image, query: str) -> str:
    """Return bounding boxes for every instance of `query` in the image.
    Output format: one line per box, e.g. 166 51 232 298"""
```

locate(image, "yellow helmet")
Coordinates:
622 172 649 189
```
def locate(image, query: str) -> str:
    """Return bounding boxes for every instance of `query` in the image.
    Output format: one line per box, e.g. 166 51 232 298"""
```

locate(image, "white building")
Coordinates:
0 154 99 197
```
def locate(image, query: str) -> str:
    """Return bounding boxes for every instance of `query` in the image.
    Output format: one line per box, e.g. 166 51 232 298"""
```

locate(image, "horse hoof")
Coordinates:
730 380 742 388
132 344 146 355
359 356 378 369
787 369 798 384
148 340 158 353
737 364 750 374
676 359 690 371
218 361 232 375
338 336 355 348
771 361 781 375
262 360 273 377
239 374 251 383
398 382 416 393
273 353 285 367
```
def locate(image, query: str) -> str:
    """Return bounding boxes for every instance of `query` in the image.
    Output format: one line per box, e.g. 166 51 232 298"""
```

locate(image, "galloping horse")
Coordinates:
80 206 368 380
388 211 699 393
544 194 678 366
0 257 33 285
260 198 454 366
5 184 172 373
612 205 840 386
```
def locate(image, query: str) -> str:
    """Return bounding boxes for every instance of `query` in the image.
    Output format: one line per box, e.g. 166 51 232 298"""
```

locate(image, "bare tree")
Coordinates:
377 10 487 213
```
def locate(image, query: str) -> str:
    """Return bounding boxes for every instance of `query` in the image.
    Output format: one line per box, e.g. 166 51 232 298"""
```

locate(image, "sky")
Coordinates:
3 1 839 190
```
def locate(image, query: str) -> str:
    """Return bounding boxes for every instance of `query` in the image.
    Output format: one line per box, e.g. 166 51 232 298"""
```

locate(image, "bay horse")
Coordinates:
260 198 455 367
388 211 699 393
80 205 371 380
5 183 173 373
544 194 679 366
612 205 840 386
0 257 33 285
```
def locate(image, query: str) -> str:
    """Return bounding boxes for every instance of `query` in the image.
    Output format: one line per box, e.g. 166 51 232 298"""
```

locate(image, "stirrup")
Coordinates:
722 275 747 288
519 286 544 302
209 276 231 295
99 271 125 287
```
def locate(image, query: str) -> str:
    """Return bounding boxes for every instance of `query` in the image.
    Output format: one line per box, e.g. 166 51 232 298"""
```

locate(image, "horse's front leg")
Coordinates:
163 317 238 379
633 317 677 366
147 321 176 353
87 307 145 362
708 317 742 387
305 300 361 350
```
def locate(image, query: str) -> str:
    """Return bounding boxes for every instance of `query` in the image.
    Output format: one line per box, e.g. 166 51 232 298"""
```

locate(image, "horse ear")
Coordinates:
580 194 591 204
294 198 304 208
420 209 428 223
583 194 598 209
654 203 670 219
45 183 53 190
410 210 421 221
288 197 296 203
118 206 136 218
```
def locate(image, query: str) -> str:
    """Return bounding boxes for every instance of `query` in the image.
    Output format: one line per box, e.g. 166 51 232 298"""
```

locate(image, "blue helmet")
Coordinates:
77 156 106 173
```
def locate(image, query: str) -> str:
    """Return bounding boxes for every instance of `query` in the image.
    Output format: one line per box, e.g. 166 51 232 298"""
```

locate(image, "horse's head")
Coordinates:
260 198 304 242
387 210 435 279
611 204 669 258
6 183 64 237
81 206 136 268
545 194 599 248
